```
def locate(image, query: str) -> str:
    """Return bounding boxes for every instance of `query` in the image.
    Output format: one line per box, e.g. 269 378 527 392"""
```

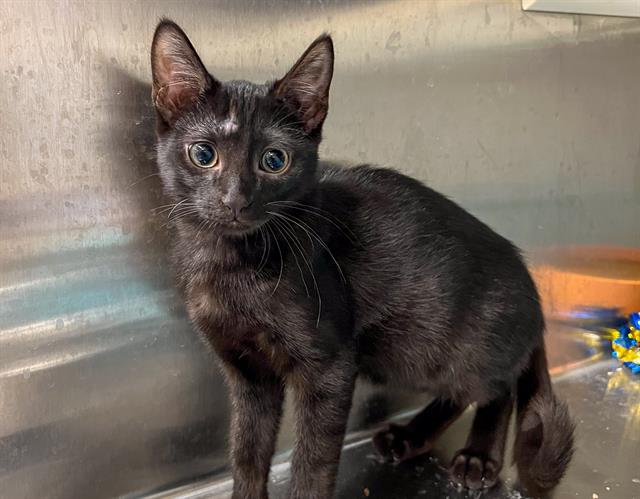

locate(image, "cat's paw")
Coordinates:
449 450 501 490
372 423 428 463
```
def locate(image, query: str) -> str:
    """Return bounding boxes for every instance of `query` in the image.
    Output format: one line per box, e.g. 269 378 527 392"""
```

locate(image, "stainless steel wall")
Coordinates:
1 1 639 498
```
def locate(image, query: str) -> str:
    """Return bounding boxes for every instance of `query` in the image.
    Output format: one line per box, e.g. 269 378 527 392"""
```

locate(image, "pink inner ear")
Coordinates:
300 99 328 133
157 79 198 114
153 47 205 121
287 80 329 133
273 39 333 133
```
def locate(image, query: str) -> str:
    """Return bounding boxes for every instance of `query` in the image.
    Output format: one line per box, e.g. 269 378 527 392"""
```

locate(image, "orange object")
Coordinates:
530 246 640 319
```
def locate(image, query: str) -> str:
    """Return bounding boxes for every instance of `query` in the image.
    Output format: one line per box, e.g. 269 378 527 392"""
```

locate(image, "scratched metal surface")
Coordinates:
144 326 640 499
1 1 639 498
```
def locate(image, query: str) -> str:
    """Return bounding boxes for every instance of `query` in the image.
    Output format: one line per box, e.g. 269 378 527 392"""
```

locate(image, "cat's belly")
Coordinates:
355 318 531 406
358 349 506 406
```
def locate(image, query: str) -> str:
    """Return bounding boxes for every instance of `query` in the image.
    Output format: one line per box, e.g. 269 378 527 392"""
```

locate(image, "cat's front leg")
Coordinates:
224 365 285 499
288 353 357 499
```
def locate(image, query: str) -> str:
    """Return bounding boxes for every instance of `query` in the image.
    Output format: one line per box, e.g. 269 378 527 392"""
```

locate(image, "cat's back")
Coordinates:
317 161 522 300
318 162 535 307
318 162 515 256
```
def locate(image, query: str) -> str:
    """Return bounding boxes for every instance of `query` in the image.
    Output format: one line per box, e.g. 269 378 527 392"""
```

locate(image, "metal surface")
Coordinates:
523 0 640 18
144 325 640 499
1 1 640 498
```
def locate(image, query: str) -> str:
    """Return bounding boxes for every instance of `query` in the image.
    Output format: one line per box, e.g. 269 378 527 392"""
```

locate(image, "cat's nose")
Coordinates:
222 194 252 219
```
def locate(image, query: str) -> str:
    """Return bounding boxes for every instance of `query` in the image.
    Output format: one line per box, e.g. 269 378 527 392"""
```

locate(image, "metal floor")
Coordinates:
147 327 640 499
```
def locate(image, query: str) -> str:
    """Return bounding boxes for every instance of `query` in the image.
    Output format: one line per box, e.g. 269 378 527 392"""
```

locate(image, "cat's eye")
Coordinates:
260 149 289 174
188 142 218 168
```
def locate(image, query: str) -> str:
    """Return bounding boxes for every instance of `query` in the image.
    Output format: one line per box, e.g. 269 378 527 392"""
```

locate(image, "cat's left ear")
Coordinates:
151 20 217 126
272 34 334 135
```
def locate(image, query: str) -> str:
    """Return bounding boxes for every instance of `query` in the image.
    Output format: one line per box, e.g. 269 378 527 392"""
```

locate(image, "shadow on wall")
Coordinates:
99 56 167 257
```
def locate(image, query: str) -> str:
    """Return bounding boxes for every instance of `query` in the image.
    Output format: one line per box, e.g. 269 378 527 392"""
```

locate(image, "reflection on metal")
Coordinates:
1 1 640 498
523 0 640 18
605 369 640 440
148 348 640 499
548 350 605 377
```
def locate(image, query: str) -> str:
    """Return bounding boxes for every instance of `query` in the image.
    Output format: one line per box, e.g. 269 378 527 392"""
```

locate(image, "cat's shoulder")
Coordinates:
318 161 414 188
318 162 442 207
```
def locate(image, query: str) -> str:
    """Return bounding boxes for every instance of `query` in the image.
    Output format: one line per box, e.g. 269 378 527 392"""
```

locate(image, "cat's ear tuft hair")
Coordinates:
151 19 215 126
273 34 334 135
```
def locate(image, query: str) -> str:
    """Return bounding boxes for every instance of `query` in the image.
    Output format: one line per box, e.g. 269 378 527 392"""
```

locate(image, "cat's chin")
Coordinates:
218 219 264 238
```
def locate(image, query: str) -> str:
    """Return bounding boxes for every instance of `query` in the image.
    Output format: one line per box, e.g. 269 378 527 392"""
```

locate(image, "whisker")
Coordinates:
154 200 198 213
275 217 322 326
160 198 187 218
167 207 201 218
194 218 209 239
213 231 222 254
256 227 269 275
272 217 310 298
161 211 197 229
266 224 283 297
152 203 182 214
167 199 188 219
166 210 202 226
269 201 358 243
268 211 346 283
128 172 161 189
271 200 339 219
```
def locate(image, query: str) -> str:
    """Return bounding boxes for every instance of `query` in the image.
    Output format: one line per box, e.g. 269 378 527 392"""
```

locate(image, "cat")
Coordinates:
149 19 574 499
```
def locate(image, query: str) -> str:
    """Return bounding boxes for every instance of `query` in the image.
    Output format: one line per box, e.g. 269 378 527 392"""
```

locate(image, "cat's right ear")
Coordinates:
150 20 216 127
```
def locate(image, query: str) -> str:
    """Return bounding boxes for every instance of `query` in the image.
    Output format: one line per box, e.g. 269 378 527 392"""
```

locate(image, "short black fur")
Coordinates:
149 20 574 499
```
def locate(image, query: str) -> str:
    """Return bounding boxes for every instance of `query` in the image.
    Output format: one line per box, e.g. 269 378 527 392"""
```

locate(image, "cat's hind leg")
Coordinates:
449 391 513 490
373 398 464 462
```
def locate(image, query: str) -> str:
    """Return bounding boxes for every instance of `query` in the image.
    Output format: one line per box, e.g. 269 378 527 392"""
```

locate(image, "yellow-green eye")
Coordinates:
188 142 218 168
260 149 289 174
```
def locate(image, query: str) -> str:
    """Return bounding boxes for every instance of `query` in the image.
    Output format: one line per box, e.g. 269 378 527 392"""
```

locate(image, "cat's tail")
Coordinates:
513 344 575 493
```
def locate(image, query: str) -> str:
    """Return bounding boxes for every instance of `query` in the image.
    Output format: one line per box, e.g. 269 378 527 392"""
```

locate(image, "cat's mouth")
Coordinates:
229 219 250 230
220 217 264 237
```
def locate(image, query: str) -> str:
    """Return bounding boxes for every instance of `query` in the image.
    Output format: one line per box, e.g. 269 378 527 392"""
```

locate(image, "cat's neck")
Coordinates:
175 223 262 269
173 190 325 282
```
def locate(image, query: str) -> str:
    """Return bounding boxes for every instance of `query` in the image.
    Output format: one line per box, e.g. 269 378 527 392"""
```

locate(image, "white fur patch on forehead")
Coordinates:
214 98 239 135
218 117 239 135
188 111 240 137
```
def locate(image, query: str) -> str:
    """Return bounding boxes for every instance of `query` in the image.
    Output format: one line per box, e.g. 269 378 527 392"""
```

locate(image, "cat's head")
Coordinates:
150 20 333 237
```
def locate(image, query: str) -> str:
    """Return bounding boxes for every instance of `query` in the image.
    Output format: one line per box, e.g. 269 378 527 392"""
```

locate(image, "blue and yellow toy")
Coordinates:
609 312 640 374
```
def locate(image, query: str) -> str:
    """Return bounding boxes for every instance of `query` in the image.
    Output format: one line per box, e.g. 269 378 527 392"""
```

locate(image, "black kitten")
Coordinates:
150 20 574 499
